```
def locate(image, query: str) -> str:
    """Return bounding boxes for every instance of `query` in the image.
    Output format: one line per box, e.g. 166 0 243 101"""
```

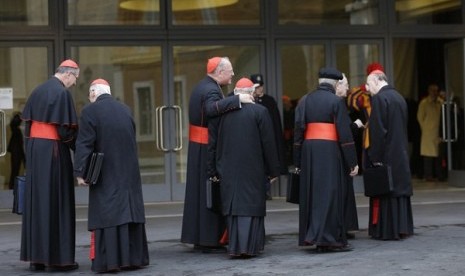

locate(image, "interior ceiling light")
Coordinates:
120 0 239 12
395 0 458 11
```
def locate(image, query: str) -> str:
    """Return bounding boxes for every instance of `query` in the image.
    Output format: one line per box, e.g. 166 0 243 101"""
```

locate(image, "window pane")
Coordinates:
0 0 48 26
70 46 163 185
396 0 462 24
68 0 160 25
278 44 325 172
172 0 260 25
172 45 260 183
0 46 48 190
280 44 326 100
335 43 381 88
173 45 260 93
278 0 379 25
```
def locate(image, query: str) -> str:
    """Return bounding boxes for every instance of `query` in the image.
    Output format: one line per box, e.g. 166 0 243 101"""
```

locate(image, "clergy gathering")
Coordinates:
1 1 465 275
7 56 411 273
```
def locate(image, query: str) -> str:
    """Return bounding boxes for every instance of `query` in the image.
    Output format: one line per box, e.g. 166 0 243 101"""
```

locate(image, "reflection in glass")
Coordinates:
335 43 380 88
68 0 159 25
171 0 259 25
396 0 462 24
0 0 48 26
278 0 378 25
172 45 259 182
443 41 465 170
279 44 325 101
70 46 163 185
279 44 325 173
0 47 48 190
68 0 259 26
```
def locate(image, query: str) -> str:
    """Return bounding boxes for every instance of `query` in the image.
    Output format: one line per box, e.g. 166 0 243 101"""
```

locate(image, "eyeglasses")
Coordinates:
70 72 79 79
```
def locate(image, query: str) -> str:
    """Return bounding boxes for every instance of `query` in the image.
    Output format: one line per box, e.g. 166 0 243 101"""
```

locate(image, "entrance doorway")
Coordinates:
394 38 465 186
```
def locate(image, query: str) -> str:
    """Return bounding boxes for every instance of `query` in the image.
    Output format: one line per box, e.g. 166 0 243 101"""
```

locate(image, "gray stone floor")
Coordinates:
1 180 464 275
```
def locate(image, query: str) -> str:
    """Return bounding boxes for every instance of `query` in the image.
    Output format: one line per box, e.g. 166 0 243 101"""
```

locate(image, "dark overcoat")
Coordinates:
181 76 242 246
74 94 145 230
293 83 357 246
215 103 280 217
366 85 413 196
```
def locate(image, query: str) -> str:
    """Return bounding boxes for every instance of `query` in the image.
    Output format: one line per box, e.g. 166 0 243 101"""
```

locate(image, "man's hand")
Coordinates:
76 177 88 186
239 93 255 104
349 165 359 176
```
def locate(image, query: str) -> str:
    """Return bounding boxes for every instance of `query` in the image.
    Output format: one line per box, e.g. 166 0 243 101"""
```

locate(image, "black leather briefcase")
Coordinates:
363 165 394 197
286 172 300 204
85 152 104 185
206 178 222 214
12 176 26 215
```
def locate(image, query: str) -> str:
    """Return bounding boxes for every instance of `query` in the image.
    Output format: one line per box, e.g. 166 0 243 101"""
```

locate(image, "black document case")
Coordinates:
85 152 104 185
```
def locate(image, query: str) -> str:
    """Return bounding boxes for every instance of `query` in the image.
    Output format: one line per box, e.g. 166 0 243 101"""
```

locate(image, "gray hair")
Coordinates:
212 57 231 74
90 83 111 97
318 78 338 86
233 87 254 95
56 66 79 76
371 71 388 82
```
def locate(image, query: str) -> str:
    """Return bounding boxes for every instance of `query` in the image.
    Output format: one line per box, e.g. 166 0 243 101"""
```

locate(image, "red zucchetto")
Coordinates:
207 57 222 74
90 78 110 86
366 62 384 75
59 59 79 69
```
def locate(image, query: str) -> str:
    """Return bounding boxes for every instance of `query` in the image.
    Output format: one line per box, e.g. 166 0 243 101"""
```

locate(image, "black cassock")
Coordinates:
366 85 414 240
294 83 357 247
181 76 242 247
20 77 78 266
211 102 280 256
74 94 148 272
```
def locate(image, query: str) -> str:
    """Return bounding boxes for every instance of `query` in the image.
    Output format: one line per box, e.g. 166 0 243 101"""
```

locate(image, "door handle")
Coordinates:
172 105 183 152
0 110 6 156
441 102 459 142
452 102 458 142
155 105 169 152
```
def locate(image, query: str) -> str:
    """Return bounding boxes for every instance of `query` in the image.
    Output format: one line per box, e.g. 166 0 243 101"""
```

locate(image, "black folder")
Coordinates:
84 152 104 185
12 176 26 215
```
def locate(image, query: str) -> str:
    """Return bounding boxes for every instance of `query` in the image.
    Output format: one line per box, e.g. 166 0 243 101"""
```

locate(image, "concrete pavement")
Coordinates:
1 180 465 275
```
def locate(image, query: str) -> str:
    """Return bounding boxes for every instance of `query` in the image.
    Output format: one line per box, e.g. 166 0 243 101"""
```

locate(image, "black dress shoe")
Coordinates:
316 244 353 253
328 244 353 252
29 263 45 271
346 232 356 239
195 245 227 253
46 262 79 272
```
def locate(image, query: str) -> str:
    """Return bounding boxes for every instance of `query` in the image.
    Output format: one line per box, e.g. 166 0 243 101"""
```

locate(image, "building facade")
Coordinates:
0 0 464 206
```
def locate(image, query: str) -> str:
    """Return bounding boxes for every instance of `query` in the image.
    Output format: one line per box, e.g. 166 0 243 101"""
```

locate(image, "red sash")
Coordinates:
304 123 338 141
189 124 208 144
30 121 59 140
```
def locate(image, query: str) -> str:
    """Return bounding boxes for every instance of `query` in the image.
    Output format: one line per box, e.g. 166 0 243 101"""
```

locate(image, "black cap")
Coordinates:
250 73 264 86
318 67 343 80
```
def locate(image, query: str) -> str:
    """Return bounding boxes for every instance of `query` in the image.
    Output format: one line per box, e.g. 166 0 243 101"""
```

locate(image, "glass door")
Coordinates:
70 45 176 201
0 45 49 209
171 44 261 200
277 40 383 193
443 40 465 187
70 43 261 202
